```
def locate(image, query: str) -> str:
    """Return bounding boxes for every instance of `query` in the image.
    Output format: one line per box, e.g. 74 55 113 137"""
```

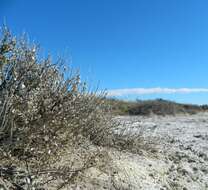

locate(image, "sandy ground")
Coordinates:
110 113 208 190
58 113 208 190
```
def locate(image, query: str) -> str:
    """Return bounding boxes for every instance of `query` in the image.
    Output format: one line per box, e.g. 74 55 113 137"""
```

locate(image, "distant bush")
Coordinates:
109 98 204 116
201 104 208 111
0 26 115 189
106 98 135 115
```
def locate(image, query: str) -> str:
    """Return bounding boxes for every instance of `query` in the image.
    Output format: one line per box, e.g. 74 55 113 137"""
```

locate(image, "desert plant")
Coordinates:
0 26 115 189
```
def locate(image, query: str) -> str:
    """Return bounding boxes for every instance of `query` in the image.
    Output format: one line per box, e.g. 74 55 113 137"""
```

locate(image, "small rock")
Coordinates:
194 134 202 138
192 167 198 172
149 173 154 177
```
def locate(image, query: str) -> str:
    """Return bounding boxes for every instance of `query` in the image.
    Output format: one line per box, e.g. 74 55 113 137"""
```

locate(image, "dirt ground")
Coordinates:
110 113 208 190
57 113 208 190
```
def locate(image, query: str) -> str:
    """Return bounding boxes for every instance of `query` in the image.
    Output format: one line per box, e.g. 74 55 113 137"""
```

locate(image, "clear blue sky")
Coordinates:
1 0 208 104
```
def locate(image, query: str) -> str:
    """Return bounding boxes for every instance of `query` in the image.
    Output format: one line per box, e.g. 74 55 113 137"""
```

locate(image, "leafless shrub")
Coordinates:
0 26 115 189
107 119 158 155
0 26 159 190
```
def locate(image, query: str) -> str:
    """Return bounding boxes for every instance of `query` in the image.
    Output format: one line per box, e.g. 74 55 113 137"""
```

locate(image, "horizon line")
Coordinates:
107 87 208 97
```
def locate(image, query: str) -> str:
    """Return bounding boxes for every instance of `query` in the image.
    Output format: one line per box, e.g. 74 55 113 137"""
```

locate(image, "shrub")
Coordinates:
0 26 114 189
110 98 204 116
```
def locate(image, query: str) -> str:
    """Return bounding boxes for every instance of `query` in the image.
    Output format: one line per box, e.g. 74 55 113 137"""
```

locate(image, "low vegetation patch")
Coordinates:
108 98 207 116
0 26 161 189
0 26 116 189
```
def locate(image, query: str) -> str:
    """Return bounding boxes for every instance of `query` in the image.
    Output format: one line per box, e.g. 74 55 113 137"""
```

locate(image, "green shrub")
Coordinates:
109 98 204 116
